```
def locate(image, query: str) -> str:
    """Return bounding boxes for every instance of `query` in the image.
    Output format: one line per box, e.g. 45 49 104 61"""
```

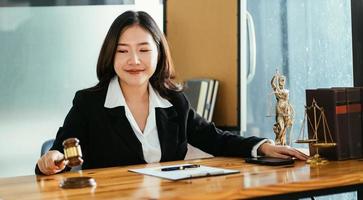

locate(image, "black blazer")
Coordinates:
35 87 264 174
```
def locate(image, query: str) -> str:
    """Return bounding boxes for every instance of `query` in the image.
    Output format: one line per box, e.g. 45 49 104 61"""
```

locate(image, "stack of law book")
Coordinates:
183 79 219 122
305 87 363 160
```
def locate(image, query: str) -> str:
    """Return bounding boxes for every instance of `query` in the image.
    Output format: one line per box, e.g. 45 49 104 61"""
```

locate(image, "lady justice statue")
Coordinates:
270 70 294 146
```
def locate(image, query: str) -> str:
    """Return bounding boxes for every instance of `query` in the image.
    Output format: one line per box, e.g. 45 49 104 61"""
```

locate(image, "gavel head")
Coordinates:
62 138 83 167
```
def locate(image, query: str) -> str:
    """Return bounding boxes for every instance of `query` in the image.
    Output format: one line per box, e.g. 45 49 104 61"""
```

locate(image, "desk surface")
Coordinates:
1 157 363 200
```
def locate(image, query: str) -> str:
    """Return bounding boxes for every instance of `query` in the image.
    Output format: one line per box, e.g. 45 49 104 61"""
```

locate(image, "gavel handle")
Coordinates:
54 158 66 166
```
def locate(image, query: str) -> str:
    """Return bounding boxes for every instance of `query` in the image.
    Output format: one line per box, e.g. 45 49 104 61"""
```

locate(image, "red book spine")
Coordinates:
345 88 362 159
331 88 350 160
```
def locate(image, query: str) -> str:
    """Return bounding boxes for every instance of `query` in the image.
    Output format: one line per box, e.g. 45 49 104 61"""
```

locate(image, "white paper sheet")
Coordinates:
129 164 240 181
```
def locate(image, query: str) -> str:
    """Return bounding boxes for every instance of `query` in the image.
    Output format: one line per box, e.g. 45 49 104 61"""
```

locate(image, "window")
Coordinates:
244 0 353 145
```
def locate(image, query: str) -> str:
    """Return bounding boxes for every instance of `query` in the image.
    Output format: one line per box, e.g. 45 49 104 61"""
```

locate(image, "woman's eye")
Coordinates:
117 50 127 53
140 49 151 52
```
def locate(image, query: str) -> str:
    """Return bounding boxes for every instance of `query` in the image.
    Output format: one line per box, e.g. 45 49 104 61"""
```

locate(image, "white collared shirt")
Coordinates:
104 77 269 161
104 76 172 163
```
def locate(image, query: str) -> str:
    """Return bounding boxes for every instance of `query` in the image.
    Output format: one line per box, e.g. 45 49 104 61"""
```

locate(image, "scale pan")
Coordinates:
312 143 336 148
295 139 317 143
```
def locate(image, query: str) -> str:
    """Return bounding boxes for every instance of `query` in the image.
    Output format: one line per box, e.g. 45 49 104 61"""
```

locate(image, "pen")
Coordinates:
161 164 200 171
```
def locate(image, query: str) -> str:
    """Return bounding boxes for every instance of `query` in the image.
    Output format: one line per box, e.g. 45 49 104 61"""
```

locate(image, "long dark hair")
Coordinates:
93 10 181 98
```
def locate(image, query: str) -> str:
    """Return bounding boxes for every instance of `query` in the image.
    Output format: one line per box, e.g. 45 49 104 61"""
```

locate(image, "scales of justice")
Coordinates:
269 70 336 164
295 99 336 165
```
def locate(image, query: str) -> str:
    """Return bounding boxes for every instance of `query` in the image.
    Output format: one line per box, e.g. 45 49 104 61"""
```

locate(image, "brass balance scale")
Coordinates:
295 99 336 165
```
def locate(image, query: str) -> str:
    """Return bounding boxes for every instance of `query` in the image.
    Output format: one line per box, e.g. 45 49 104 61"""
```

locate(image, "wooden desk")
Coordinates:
0 157 363 200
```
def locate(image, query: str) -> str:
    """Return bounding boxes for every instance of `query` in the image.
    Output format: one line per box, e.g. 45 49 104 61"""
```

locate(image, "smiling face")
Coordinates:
114 24 159 88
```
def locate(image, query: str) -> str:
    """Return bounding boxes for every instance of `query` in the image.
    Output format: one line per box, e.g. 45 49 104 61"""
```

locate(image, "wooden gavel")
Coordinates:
54 138 83 167
55 138 95 189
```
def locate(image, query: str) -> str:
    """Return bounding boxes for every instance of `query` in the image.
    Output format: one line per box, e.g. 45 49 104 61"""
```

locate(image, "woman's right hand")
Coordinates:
37 150 67 175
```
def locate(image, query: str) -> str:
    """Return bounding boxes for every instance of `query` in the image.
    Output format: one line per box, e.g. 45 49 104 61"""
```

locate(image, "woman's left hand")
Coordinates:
257 142 308 160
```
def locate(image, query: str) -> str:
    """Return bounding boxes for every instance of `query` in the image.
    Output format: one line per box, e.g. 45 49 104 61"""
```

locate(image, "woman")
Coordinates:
36 11 307 175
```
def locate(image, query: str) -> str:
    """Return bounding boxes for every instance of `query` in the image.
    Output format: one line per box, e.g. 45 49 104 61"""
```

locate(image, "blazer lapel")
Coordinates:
156 107 179 161
104 106 144 161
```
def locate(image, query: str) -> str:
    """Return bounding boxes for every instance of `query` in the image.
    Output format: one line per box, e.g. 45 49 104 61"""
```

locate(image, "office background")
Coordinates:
1 1 363 199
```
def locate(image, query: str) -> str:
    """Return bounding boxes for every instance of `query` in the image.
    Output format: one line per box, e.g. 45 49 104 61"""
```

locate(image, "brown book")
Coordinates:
359 87 363 156
306 89 350 160
345 88 362 159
